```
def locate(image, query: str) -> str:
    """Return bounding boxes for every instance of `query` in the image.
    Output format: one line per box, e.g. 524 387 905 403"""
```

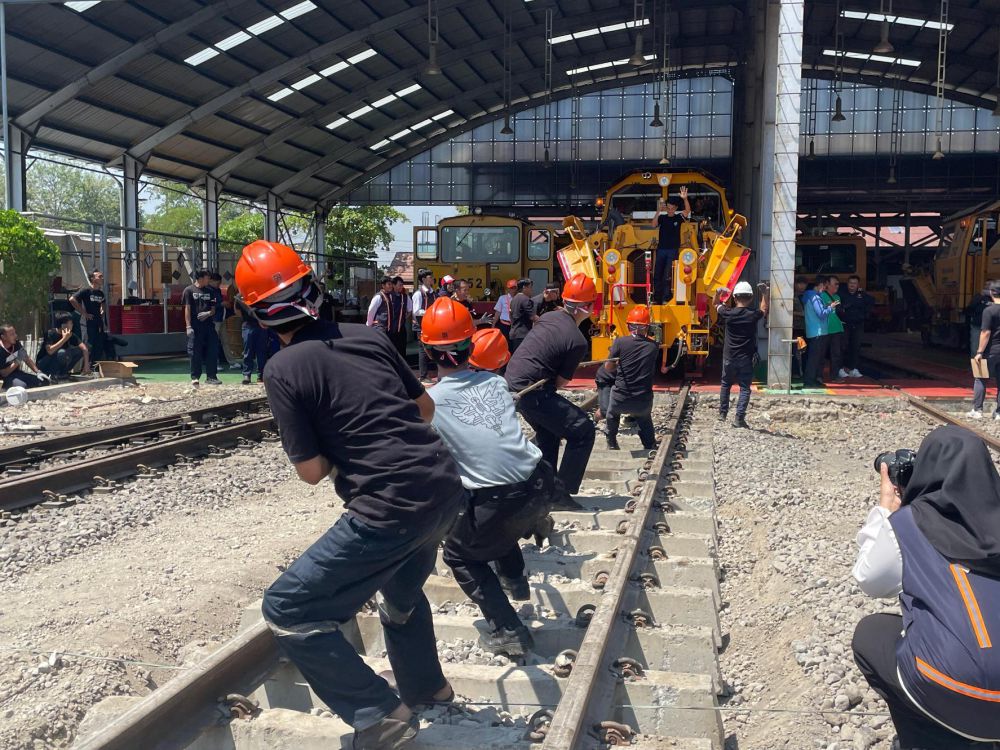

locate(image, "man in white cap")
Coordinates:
713 280 769 428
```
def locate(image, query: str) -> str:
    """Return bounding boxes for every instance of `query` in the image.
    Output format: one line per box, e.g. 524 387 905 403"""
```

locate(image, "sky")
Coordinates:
379 205 458 266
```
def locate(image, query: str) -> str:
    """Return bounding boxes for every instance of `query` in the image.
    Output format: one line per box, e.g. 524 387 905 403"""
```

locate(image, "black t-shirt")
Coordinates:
717 305 764 363
608 335 659 400
657 214 684 250
264 320 463 529
505 310 589 392
980 305 1000 357
509 293 536 340
72 287 105 318
38 328 81 362
532 293 561 316
181 284 217 324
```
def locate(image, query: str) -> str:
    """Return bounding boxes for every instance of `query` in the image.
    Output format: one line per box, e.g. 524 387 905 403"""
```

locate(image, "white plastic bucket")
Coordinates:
4 386 27 406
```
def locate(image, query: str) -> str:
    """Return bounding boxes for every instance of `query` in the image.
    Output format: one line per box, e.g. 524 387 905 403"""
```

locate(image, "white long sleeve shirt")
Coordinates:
852 506 904 598
412 285 434 319
366 295 384 327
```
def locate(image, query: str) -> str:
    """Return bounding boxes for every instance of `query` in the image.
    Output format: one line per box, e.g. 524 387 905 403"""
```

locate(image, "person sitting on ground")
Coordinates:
1 324 45 390
508 278 536 353
236 241 465 750
532 281 562 317
505 273 597 510
969 283 1000 420
424 310 556 657
839 275 874 378
37 313 89 381
802 276 837 388
602 306 660 450
852 426 1000 750
715 281 769 428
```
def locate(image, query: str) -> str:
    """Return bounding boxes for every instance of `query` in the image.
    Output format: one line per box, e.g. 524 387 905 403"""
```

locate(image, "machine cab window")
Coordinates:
527 229 551 261
441 225 519 264
795 242 858 277
415 228 438 260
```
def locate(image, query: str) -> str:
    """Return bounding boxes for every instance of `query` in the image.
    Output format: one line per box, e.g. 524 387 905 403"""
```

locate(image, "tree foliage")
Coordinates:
326 205 407 258
217 212 265 247
0 211 61 327
27 161 120 226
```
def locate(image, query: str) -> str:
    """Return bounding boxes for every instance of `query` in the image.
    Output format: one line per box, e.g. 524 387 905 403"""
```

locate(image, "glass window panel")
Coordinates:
415 229 437 259
528 229 550 260
580 140 601 160
441 226 519 263
602 92 623 117
623 93 644 116
580 117 601 139
624 117 645 138
950 131 974 151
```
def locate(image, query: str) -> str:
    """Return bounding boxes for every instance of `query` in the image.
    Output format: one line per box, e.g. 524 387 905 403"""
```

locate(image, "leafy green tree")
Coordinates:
326 205 406 258
26 160 120 226
218 212 265 247
454 205 470 216
0 210 60 327
141 179 203 237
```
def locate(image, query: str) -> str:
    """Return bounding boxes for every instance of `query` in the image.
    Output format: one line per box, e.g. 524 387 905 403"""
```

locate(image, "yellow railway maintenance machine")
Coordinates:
559 169 752 375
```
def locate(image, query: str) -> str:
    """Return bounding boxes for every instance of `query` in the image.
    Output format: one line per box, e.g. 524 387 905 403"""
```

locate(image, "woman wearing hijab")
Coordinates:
851 425 1000 749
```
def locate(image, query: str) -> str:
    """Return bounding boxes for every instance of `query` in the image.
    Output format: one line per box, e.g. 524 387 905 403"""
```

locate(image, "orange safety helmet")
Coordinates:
235 241 312 305
627 306 651 326
420 297 476 345
469 328 511 371
506 279 517 289
562 272 598 304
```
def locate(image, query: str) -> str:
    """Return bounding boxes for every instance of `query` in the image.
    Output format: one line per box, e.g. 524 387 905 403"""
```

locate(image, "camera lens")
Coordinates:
873 451 893 473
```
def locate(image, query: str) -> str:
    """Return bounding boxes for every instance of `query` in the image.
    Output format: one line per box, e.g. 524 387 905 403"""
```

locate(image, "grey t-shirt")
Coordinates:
429 369 541 490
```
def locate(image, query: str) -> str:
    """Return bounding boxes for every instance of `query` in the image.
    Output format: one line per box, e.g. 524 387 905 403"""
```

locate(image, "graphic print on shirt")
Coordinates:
442 378 507 435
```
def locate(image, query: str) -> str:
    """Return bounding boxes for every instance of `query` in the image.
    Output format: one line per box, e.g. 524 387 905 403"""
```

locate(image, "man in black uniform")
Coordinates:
651 186 691 304
70 270 109 363
37 313 89 380
603 306 659 450
531 281 562 316
181 269 221 387
508 278 536 353
236 241 465 750
506 273 596 509
715 281 769 428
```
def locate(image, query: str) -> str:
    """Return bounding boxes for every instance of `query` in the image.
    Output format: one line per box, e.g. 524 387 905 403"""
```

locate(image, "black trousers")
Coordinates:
606 393 656 447
844 323 864 371
517 389 595 495
509 336 525 353
496 322 511 341
852 613 998 750
828 331 845 377
441 461 554 630
39 347 83 378
804 334 830 384
388 328 407 359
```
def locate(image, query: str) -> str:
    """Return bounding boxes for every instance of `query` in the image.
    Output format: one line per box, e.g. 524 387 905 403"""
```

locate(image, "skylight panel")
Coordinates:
348 49 378 65
185 48 220 66
268 88 295 102
268 49 378 101
388 128 412 140
319 61 350 77
292 74 322 90
372 94 398 108
822 49 921 67
327 117 350 130
411 118 434 130
567 54 655 75
247 15 284 35
550 18 649 45
347 105 373 119
65 1 101 11
281 1 317 20
841 10 954 31
395 84 422 98
432 110 454 120
371 140 392 150
216 31 252 51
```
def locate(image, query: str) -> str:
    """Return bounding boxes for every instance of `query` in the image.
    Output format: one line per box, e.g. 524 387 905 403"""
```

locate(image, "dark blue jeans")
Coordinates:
517 388 595 494
720 358 753 418
241 326 268 378
39 347 83 378
187 322 218 380
261 492 464 730
653 247 678 303
606 392 656 447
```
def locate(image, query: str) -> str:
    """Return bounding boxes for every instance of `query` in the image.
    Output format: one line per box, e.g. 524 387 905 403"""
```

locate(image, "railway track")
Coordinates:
74 385 727 750
0 397 273 512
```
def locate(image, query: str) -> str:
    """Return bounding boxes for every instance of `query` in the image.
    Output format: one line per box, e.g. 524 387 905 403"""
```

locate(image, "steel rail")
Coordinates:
0 415 274 511
541 385 692 749
0 397 269 470
903 392 1000 453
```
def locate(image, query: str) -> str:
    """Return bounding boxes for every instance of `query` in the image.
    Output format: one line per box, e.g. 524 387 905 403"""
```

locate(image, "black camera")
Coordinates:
874 449 917 489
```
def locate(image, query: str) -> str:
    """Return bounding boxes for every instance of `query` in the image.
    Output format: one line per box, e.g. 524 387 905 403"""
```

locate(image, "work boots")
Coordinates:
500 574 531 601
479 623 534 657
531 514 555 547
734 416 750 429
352 715 418 750
606 435 620 450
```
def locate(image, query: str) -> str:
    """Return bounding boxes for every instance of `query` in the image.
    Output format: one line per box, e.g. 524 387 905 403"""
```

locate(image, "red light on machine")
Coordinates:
595 197 605 208
606 267 617 282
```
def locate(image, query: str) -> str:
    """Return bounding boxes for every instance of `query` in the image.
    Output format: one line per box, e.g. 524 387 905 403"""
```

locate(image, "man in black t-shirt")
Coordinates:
37 313 88 380
71 270 109 363
1 324 45 390
531 282 562 316
651 186 691 304
181 269 220 387
506 273 596 507
603 306 659 450
971 283 1000 419
508 278 537 352
715 281 769 428
236 242 464 750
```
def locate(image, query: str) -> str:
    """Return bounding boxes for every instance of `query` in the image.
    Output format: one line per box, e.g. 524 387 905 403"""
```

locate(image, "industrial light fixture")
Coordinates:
659 151 670 165
499 0 515 136
500 113 514 134
930 0 948 160
932 138 945 159
426 0 441 75
993 26 1000 117
628 1 646 65
832 94 847 122
806 138 816 160
887 164 897 184
543 147 552 168
873 0 894 53
649 101 663 128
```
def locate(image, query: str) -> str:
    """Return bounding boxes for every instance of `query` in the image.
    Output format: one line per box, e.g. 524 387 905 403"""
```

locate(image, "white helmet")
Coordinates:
733 281 754 296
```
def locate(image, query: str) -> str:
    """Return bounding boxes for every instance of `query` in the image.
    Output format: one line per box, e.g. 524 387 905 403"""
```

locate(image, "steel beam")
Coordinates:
766 0 804 390
121 154 144 297
3 124 29 212
202 175 223 270
313 206 328 277
265 193 280 243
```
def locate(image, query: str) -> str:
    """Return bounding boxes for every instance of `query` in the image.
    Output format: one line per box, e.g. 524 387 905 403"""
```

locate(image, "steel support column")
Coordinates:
3 124 29 212
313 206 328 278
265 193 280 243
765 0 804 389
121 154 144 298
203 176 223 270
